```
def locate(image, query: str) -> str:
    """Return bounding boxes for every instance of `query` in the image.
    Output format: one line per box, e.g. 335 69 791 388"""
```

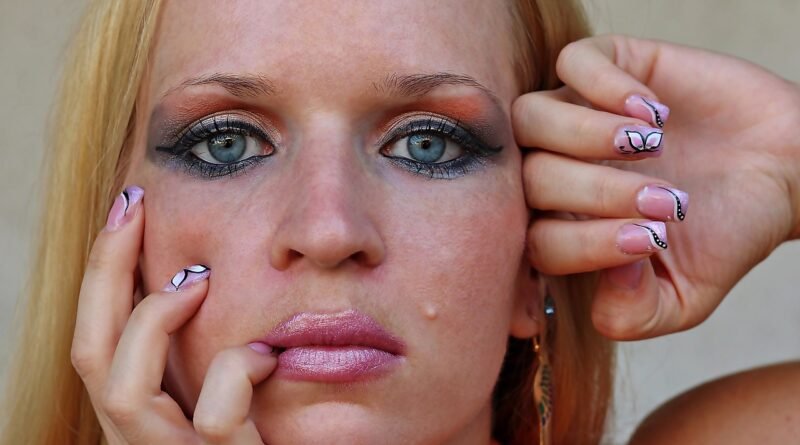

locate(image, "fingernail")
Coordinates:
606 260 645 290
248 342 273 355
615 125 664 157
105 186 144 231
637 185 689 222
624 95 670 128
164 264 210 292
617 221 668 254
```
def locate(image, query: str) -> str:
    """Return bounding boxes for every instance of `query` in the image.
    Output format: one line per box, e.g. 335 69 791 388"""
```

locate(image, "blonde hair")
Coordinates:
1 1 612 444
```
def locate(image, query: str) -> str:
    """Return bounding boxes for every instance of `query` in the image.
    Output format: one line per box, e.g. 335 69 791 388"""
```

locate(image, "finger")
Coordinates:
528 218 669 275
104 266 210 411
593 257 719 340
591 260 662 340
524 151 689 222
556 36 670 127
193 344 277 444
512 91 664 160
72 186 145 387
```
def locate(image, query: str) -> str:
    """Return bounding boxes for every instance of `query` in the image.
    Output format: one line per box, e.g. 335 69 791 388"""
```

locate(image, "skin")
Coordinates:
123 0 537 443
69 2 800 444
514 36 800 340
630 362 800 444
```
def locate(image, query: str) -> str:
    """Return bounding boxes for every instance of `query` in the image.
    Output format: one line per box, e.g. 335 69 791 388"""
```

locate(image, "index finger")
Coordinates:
555 35 670 127
71 186 145 385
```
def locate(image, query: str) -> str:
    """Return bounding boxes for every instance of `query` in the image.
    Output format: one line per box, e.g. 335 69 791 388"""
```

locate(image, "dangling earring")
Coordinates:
534 294 555 445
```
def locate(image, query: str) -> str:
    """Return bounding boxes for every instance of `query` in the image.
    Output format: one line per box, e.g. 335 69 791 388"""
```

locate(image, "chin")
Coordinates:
256 403 416 445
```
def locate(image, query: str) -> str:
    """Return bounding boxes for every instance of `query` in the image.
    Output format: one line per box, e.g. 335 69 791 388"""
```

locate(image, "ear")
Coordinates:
509 264 545 339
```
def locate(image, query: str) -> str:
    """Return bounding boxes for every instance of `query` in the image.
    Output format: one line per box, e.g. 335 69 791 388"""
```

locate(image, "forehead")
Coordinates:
149 0 517 101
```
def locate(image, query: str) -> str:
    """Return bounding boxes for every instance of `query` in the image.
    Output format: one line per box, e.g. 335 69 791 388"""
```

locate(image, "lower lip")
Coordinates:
275 346 402 383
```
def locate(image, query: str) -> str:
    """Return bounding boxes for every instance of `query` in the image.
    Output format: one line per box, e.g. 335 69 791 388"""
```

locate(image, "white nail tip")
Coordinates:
169 265 210 291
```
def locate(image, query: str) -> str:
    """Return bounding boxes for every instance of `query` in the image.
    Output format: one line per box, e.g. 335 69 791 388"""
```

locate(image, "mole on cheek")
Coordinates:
421 302 439 321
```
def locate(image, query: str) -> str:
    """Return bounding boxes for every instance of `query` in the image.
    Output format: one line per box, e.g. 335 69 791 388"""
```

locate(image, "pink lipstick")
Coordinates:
263 310 405 383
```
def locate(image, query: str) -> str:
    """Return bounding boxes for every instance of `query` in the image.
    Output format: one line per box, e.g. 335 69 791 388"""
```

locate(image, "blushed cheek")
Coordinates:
391 159 528 334
140 187 219 292
137 175 275 407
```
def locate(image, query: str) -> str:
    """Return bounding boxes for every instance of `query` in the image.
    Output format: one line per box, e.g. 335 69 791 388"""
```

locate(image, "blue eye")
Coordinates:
207 133 247 162
156 115 274 178
192 132 264 165
381 115 503 179
406 134 447 162
390 133 461 164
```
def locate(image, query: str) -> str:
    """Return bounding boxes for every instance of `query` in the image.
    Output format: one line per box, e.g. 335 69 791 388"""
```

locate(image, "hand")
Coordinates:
513 35 800 340
70 187 276 444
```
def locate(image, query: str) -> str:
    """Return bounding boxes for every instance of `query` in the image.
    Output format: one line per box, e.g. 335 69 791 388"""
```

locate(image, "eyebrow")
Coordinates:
161 71 503 109
162 72 277 98
374 72 503 109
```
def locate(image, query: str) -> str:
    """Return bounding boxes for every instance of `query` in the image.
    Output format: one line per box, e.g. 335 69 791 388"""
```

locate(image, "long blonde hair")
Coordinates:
1 1 611 444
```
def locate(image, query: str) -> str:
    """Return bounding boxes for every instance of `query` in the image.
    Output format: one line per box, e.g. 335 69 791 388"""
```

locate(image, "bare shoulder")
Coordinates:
629 361 800 445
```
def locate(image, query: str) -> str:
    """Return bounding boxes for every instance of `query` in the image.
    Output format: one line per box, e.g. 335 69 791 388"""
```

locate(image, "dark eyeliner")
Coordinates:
380 114 503 180
155 114 274 179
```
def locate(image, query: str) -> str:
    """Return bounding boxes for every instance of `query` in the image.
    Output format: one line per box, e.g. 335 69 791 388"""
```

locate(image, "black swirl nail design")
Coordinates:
633 223 668 250
121 189 131 215
169 264 210 291
658 187 687 221
625 95 670 129
641 97 665 128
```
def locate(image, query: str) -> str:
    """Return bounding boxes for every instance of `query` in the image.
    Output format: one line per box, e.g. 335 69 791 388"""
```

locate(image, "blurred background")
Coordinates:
1 1 798 443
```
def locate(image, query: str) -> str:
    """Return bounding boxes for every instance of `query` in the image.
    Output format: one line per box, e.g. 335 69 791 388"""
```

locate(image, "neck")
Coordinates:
441 400 495 445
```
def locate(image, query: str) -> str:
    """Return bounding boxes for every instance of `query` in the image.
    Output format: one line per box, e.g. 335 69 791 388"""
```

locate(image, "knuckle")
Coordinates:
523 152 556 203
590 175 615 216
206 348 249 381
70 344 99 379
102 386 137 423
511 94 539 144
194 415 235 442
573 113 596 143
510 93 533 122
126 294 162 327
575 227 606 270
592 305 641 340
526 221 553 274
555 40 583 77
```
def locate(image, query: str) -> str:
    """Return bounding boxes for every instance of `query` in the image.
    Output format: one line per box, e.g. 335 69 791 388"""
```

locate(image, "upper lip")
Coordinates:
263 309 406 355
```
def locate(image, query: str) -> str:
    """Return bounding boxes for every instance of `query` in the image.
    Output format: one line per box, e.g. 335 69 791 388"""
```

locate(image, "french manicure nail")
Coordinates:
617 221 668 255
606 260 645 290
105 186 144 231
164 264 210 292
615 125 664 157
248 342 273 355
637 185 689 222
624 95 670 128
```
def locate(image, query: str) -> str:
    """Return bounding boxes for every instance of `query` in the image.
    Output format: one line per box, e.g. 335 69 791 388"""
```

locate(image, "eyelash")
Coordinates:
156 115 274 179
379 114 502 180
155 113 502 180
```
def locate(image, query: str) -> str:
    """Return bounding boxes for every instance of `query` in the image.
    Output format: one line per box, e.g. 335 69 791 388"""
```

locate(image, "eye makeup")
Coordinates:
147 88 507 181
377 112 504 180
153 111 277 179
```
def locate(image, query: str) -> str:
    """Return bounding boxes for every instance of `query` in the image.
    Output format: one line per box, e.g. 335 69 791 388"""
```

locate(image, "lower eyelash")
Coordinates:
387 156 488 180
165 153 269 179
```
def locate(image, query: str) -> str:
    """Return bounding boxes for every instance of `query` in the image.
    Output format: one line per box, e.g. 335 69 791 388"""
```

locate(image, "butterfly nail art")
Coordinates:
167 265 210 291
616 126 664 155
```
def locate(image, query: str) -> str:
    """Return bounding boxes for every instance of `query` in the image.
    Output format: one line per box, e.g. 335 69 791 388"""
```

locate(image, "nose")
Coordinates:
269 136 386 271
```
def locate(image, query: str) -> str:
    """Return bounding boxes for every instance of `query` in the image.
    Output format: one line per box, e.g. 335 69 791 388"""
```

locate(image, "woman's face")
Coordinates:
126 0 538 443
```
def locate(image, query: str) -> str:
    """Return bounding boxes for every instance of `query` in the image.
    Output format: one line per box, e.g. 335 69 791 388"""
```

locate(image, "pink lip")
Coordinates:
262 309 405 383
